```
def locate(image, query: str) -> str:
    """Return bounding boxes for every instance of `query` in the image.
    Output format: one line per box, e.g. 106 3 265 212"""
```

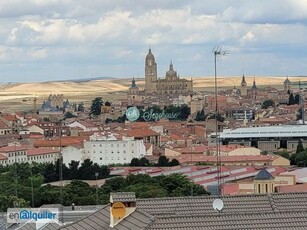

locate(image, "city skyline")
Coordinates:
1 0 307 82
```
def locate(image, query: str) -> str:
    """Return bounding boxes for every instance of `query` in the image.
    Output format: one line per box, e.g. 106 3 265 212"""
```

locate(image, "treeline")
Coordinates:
0 172 208 210
130 156 179 167
0 160 110 210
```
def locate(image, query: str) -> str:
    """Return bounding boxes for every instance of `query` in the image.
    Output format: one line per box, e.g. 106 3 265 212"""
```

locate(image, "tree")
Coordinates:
296 139 304 153
90 97 103 116
195 109 206 121
293 150 307 167
289 93 295 105
64 111 75 119
295 94 300 104
157 156 169 166
169 159 180 166
262 99 275 109
68 161 80 180
139 157 150 166
130 158 140 166
77 102 85 112
179 105 191 120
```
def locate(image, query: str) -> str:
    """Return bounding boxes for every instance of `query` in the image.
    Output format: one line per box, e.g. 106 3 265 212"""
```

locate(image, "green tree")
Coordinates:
130 158 140 166
68 161 80 180
274 151 290 159
90 97 103 116
294 151 307 167
179 105 191 120
169 159 180 166
64 111 75 119
77 102 85 112
195 109 206 121
139 157 150 166
157 156 169 166
289 93 295 105
297 139 304 153
0 195 29 211
262 99 275 109
294 94 300 104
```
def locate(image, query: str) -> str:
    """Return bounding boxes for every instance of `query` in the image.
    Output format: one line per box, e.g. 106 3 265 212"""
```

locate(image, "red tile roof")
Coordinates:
27 148 59 156
0 145 30 152
33 136 89 148
2 114 18 121
0 120 10 129
0 154 8 160
121 129 159 138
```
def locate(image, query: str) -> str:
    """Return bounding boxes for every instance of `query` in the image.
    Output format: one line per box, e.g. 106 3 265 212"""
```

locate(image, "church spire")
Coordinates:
169 60 174 71
252 77 257 90
241 69 247 87
131 76 137 88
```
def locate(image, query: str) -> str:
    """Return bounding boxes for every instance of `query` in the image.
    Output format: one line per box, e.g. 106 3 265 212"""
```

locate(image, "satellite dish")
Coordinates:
213 198 224 211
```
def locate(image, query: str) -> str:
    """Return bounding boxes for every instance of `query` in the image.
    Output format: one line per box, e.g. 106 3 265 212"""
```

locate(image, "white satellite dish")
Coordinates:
212 198 224 211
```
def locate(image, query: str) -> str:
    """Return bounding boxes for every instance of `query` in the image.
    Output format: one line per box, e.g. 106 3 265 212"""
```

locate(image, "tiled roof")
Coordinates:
110 192 136 203
43 193 307 230
0 145 30 152
0 120 10 129
122 129 159 138
60 204 154 230
27 148 59 156
33 136 89 148
255 168 274 180
0 154 7 160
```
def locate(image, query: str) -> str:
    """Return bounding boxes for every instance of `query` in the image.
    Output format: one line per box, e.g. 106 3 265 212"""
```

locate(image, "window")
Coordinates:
258 184 261 193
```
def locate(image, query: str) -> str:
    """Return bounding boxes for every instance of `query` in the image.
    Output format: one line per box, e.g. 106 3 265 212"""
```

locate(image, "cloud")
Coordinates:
0 0 306 82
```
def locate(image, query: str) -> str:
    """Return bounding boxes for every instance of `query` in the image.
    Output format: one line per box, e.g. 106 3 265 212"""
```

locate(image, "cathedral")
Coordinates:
128 49 193 101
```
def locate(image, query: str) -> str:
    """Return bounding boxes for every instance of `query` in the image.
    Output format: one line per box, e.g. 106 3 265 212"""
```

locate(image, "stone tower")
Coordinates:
284 76 291 92
251 78 258 100
127 77 139 101
145 48 157 94
240 74 247 96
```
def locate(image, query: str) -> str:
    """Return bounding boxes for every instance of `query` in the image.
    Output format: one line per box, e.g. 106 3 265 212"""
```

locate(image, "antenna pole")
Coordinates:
59 121 64 222
213 47 228 197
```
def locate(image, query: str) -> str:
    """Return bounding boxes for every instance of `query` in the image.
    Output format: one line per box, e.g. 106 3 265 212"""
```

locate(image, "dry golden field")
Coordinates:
0 76 303 113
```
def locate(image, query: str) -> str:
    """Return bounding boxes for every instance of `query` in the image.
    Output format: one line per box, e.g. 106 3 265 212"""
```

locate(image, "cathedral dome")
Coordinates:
166 61 177 80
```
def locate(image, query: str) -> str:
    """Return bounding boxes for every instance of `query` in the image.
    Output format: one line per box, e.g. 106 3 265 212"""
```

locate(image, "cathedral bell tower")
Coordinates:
145 48 157 94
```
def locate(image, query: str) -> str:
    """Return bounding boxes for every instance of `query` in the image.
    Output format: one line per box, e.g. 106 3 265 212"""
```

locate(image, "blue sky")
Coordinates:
1 0 307 82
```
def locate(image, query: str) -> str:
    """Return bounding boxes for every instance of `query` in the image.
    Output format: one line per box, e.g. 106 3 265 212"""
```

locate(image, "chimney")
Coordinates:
109 192 136 228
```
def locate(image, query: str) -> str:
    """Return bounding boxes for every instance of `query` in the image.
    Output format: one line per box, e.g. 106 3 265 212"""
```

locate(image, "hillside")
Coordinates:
0 76 300 112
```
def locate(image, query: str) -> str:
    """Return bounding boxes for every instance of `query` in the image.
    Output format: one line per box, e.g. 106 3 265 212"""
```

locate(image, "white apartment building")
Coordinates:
0 145 59 166
84 133 147 165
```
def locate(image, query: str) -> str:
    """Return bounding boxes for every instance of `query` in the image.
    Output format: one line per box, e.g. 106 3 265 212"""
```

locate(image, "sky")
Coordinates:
1 0 307 82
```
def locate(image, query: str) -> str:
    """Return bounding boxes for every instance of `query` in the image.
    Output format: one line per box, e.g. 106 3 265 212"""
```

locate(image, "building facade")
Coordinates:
128 48 193 101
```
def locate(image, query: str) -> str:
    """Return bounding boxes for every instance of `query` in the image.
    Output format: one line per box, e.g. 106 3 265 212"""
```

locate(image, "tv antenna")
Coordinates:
212 46 228 197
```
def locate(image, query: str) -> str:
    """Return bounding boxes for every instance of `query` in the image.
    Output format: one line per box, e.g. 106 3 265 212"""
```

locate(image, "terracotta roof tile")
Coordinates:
27 148 59 156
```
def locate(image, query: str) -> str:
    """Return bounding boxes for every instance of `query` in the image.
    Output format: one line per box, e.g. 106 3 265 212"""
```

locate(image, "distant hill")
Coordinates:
0 75 301 101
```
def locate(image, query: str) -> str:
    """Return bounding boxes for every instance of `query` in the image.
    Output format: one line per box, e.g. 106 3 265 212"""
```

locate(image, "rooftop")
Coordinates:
220 125 307 139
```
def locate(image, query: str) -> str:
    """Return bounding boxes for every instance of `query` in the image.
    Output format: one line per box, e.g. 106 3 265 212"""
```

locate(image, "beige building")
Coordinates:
128 49 193 101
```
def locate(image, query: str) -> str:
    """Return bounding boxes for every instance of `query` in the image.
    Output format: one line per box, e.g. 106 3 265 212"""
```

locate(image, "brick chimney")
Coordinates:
109 192 136 228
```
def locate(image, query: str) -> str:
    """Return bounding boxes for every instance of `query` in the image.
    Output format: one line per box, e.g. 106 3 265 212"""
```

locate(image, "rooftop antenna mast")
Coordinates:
212 46 228 197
